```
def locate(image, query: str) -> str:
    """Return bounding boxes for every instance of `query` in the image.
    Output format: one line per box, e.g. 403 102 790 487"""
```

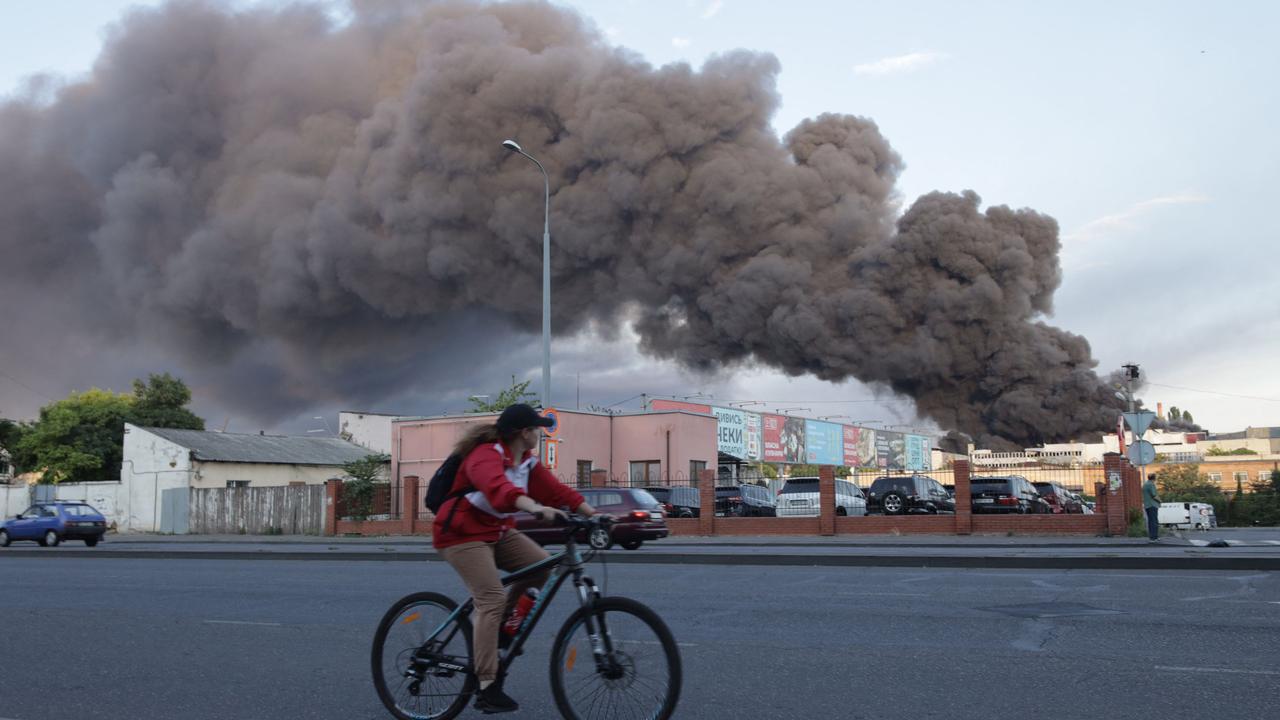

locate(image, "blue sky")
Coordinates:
2 0 1277 436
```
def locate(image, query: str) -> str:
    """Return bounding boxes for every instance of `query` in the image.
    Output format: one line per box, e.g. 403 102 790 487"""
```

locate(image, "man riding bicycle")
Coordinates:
433 403 604 714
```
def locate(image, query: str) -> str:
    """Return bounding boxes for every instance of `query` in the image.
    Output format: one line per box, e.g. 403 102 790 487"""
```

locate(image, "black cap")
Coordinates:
496 403 554 433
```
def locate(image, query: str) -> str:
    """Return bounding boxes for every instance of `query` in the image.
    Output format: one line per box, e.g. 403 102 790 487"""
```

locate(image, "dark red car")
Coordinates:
514 487 668 550
1033 482 1083 514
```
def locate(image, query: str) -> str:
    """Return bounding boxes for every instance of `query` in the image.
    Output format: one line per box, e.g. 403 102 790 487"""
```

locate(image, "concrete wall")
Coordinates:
192 461 344 488
339 411 398 454
609 412 717 485
1 482 29 518
121 424 195 532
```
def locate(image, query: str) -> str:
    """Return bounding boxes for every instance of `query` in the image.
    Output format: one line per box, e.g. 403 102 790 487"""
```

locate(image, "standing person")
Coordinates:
433 403 603 714
1143 472 1162 541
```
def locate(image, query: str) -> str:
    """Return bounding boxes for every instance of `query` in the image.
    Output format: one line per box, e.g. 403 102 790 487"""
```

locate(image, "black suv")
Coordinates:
714 484 777 517
970 475 1051 514
642 486 700 518
866 475 955 515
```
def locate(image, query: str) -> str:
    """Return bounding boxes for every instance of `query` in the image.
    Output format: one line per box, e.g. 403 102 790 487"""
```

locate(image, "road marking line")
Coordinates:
203 620 283 627
633 640 698 648
1186 540 1209 547
1155 665 1280 676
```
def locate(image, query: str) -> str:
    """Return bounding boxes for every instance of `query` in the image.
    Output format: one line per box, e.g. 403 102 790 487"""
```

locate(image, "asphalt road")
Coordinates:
1 557 1278 720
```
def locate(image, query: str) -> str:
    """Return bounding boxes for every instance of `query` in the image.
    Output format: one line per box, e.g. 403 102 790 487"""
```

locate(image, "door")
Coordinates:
9 506 41 539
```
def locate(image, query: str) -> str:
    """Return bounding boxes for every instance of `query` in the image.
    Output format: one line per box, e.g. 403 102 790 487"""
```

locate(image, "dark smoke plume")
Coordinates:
0 0 1122 445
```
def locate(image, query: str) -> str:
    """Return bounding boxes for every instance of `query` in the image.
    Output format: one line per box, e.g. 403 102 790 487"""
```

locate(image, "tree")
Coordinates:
129 373 204 430
1156 463 1227 517
16 389 134 483
1168 407 1182 422
0 419 36 473
1183 411 1194 424
467 376 537 413
341 453 389 520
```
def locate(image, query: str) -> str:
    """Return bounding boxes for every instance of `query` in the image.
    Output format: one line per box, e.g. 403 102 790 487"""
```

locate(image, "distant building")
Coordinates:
338 411 405 455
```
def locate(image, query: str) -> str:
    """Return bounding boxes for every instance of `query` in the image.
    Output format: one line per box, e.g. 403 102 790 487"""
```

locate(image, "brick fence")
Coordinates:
326 455 1143 537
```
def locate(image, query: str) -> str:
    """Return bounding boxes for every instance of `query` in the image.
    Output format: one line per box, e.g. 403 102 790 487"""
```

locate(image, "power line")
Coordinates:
0 367 54 402
1146 382 1280 404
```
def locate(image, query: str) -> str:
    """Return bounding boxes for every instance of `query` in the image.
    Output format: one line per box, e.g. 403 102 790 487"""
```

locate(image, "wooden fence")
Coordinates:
190 485 325 535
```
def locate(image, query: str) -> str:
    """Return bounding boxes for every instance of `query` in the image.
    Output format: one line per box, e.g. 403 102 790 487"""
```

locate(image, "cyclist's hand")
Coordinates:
593 513 618 524
535 506 568 524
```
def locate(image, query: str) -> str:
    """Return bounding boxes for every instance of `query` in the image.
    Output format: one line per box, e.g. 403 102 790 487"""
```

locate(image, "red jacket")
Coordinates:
432 440 585 550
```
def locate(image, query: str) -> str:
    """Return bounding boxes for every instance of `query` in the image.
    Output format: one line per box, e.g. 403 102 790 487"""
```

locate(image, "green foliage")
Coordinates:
17 389 134 483
1156 463 1227 519
1168 407 1182 422
0 419 36 473
787 464 852 477
130 373 204 430
752 463 778 479
1126 507 1147 537
341 453 389 520
467 376 537 412
1205 447 1258 456
1226 470 1280 526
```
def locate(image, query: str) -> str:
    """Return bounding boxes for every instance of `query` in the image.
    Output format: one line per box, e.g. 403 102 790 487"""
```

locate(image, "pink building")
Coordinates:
390 410 718 511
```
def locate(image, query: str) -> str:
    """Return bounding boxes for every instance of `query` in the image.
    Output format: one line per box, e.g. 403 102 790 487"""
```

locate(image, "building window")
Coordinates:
689 460 706 485
1233 472 1249 487
1264 471 1276 483
226 480 250 489
629 461 661 486
577 460 593 487
1208 473 1222 483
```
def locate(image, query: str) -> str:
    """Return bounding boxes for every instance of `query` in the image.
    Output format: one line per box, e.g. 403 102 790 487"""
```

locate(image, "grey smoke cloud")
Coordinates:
0 0 1122 445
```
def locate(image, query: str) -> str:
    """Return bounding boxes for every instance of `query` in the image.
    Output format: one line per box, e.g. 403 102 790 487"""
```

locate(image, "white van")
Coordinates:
1157 502 1217 530
776 477 867 517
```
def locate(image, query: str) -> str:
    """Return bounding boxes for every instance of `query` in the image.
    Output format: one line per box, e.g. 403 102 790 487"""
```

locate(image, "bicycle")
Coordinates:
371 515 682 719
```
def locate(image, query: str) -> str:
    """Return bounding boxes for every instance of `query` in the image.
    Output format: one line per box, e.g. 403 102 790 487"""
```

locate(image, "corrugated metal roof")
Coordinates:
137 426 374 466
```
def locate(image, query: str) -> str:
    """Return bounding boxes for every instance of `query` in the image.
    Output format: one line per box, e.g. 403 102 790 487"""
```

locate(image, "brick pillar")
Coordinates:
1094 482 1107 517
697 468 716 536
818 466 836 536
402 475 419 535
1124 464 1142 513
590 469 609 488
953 459 972 535
324 478 341 536
1102 453 1127 536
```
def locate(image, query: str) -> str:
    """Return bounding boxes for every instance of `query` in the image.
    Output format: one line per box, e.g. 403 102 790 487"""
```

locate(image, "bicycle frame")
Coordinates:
421 529 614 681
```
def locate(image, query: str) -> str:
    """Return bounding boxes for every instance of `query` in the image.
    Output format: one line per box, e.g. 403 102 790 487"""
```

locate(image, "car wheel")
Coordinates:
678 509 694 519
882 492 905 515
0 529 9 547
44 530 61 547
588 526 613 550
85 537 100 547
835 507 847 517
620 540 642 550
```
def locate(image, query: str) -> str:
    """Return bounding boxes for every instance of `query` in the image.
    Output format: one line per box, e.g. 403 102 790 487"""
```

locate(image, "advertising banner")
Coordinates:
761 414 787 463
781 416 807 463
842 426 876 467
905 434 932 471
712 407 748 459
805 420 843 466
876 430 906 471
744 412 762 461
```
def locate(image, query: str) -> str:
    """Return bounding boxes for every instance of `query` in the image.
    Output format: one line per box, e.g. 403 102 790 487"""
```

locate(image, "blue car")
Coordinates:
0 502 107 547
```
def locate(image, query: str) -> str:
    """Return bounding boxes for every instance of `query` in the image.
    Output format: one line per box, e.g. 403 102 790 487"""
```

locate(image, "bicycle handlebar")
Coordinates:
553 513 616 532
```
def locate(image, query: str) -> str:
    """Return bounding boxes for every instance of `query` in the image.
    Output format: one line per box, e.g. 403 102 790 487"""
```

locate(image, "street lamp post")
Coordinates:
502 139 552 409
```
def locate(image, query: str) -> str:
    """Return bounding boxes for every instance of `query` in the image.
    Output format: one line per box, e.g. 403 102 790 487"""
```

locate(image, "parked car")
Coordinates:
514 488 668 550
775 477 867 517
642 486 700 518
1033 482 1083 513
0 502 107 547
866 475 955 515
715 484 777 517
970 475 1051 514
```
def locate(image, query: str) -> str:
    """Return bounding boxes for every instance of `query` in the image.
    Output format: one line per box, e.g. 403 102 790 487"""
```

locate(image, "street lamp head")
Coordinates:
502 139 523 154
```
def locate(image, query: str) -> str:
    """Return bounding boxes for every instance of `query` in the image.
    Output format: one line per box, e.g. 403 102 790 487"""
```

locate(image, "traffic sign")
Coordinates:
542 408 560 438
1122 411 1156 438
1126 439 1156 466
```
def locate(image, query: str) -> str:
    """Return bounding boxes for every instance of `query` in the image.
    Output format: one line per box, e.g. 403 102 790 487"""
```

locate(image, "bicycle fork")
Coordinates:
575 574 625 678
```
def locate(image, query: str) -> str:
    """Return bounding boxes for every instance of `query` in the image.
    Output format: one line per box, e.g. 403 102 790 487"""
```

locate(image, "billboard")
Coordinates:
712 407 748 458
876 430 905 471
805 420 843 466
905 434 932 471
744 412 762 461
781 416 807 463
842 426 876 467
761 414 787 462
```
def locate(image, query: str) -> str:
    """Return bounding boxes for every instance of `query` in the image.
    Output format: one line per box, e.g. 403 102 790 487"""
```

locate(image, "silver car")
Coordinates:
776 477 867 517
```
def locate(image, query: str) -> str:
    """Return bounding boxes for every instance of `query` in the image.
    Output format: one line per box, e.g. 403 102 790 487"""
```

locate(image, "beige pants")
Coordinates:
439 530 551 682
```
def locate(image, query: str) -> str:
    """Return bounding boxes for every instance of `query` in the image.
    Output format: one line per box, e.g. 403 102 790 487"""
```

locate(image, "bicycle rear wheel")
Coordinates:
550 596 681 720
371 592 474 720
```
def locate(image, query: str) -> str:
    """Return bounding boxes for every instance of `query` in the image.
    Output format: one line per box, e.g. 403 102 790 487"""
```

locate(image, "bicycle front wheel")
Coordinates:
550 596 682 720
371 592 474 720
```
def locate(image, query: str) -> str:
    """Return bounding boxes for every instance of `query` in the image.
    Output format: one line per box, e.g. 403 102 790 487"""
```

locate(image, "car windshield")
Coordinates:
780 479 819 494
60 504 99 517
630 489 660 506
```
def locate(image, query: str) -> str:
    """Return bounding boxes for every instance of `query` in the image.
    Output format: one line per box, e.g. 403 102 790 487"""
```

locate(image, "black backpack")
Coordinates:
423 453 473 531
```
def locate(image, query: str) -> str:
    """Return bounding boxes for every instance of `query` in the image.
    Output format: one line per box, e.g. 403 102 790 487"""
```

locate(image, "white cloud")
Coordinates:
1064 193 1210 243
702 0 724 19
853 51 947 76
604 26 621 39
671 36 692 48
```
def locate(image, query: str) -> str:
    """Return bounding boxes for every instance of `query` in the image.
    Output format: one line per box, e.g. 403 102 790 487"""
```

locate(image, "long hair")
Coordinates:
452 422 521 458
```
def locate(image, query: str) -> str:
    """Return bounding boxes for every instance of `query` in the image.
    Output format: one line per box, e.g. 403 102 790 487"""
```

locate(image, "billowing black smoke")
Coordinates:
0 0 1122 445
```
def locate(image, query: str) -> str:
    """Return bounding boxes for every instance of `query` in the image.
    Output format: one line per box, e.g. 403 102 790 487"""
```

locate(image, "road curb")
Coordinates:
4 549 1278 571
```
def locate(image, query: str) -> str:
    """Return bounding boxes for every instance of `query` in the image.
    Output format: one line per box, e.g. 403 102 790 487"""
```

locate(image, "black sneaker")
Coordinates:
474 684 519 714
